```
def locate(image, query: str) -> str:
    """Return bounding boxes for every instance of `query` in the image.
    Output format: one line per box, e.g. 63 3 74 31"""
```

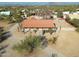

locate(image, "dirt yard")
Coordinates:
52 19 79 57
1 19 79 57
53 31 79 57
0 21 15 30
0 21 8 28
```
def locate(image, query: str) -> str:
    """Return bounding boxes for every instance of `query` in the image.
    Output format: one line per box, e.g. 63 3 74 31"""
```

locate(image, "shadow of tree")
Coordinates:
0 45 8 57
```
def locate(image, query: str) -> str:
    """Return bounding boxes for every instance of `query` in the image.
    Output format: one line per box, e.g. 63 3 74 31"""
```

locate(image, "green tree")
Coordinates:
57 11 63 18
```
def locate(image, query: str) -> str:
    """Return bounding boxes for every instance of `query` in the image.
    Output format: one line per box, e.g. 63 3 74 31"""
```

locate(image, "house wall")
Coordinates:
63 11 70 15
36 29 43 36
22 28 49 32
21 27 56 32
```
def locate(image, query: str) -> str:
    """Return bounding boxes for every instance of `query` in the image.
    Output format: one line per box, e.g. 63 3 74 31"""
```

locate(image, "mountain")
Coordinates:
0 2 49 6
0 2 79 6
48 2 79 5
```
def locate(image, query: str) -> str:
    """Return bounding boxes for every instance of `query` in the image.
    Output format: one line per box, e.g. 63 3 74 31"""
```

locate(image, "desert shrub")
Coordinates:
13 35 42 53
65 15 71 22
65 17 79 27
76 27 79 32
0 15 10 21
53 36 58 44
66 18 79 32
45 28 55 34
70 19 79 27
52 53 57 57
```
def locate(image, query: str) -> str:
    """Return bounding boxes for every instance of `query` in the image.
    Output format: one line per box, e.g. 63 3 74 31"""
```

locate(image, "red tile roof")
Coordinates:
21 19 55 28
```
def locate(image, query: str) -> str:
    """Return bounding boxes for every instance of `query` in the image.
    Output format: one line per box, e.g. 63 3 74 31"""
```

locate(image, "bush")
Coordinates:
76 28 79 32
0 15 10 21
67 18 79 32
70 19 79 27
57 11 63 18
65 15 71 22
66 18 79 27
13 35 42 53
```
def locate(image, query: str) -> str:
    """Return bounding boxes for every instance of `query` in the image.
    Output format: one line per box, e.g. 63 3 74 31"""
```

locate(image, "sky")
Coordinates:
0 2 79 6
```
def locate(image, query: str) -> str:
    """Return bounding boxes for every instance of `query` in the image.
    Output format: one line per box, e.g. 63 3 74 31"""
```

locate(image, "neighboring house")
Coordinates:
31 16 43 19
63 11 70 15
24 9 54 19
21 9 27 19
52 15 57 19
0 11 11 15
21 17 56 35
62 10 79 19
76 11 79 14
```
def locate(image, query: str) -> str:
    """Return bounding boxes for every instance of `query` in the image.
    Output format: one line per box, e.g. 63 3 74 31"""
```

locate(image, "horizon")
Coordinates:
0 2 79 6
